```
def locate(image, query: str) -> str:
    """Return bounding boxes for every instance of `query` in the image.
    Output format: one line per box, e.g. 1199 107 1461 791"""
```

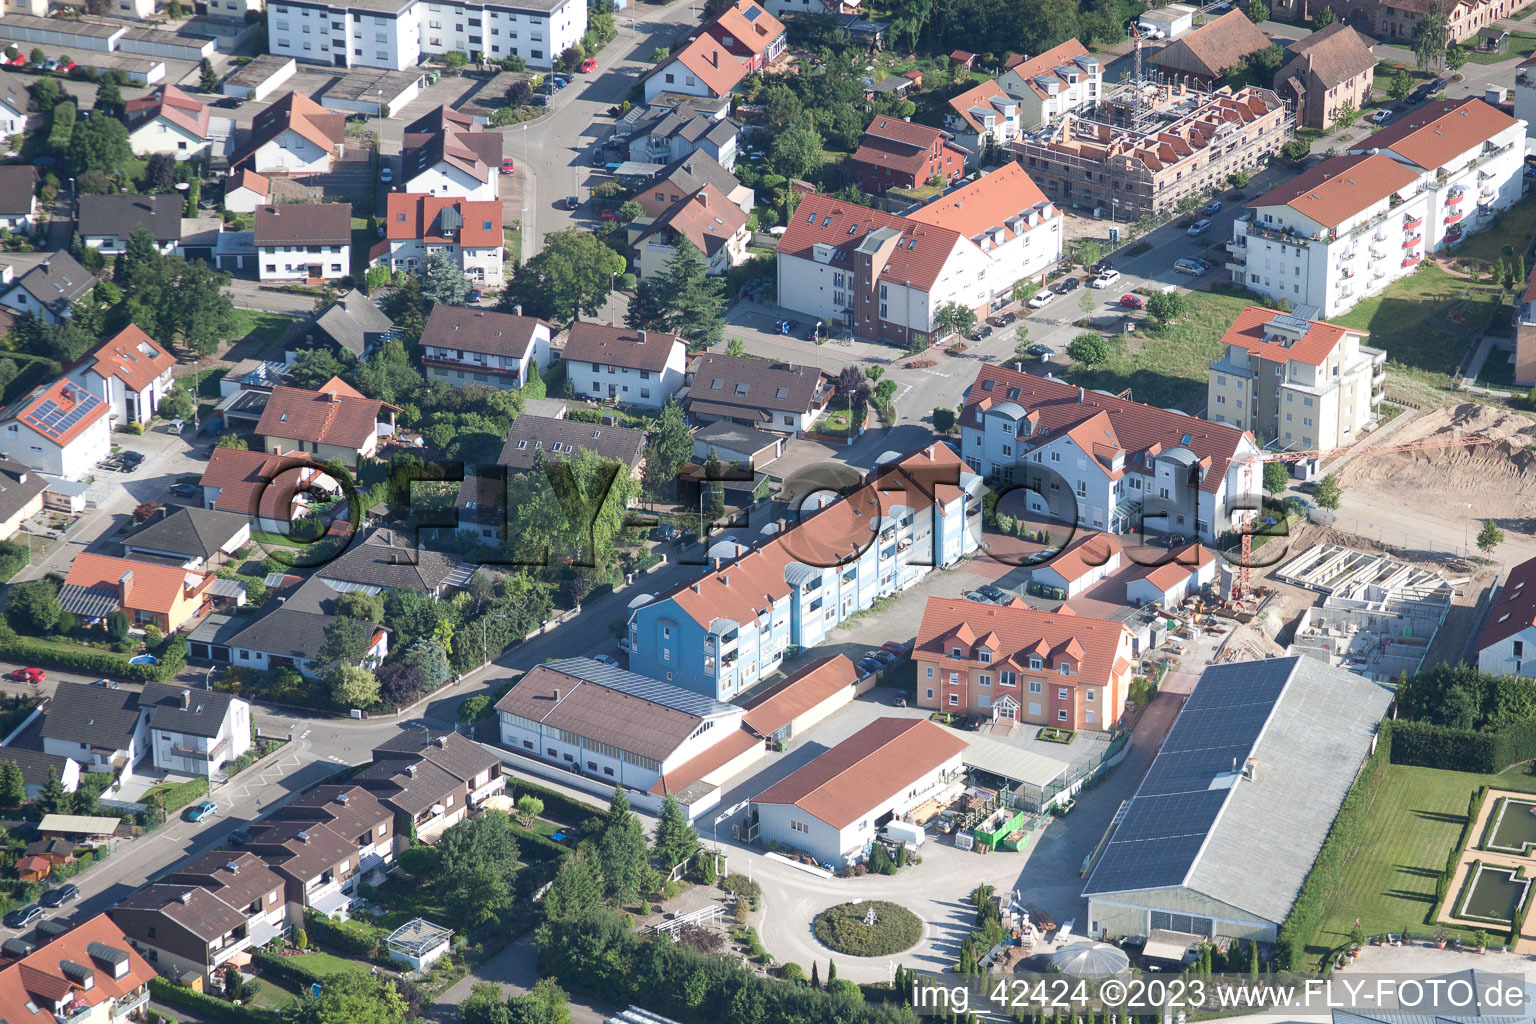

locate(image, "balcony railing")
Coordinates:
1403 235 1420 248
1446 209 1466 225
113 990 149 1018
1403 214 1422 230
1402 254 1423 268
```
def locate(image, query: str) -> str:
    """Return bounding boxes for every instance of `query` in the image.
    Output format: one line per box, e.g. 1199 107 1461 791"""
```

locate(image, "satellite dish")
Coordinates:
626 593 654 609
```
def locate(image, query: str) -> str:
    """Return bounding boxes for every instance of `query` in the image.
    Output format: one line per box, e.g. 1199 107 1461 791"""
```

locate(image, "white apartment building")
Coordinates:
267 0 585 72
960 366 1261 544
997 38 1101 130
1208 305 1387 460
373 194 504 287
253 204 352 283
1230 99 1525 318
561 322 687 410
141 683 254 779
775 163 1060 347
945 79 1021 160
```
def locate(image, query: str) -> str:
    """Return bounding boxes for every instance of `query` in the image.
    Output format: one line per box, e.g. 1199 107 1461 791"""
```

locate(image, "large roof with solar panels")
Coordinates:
1082 656 1391 926
4 379 107 447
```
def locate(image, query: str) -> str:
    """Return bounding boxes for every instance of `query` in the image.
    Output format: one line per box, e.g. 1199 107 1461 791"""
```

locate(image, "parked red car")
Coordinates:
500 157 516 175
1119 293 1145 309
5 668 44 683
599 208 623 222
579 57 597 73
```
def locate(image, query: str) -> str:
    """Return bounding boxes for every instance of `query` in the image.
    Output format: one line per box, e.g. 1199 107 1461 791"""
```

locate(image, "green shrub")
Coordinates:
508 822 569 863
148 978 279 1024
507 778 601 826
302 910 385 959
810 901 921 957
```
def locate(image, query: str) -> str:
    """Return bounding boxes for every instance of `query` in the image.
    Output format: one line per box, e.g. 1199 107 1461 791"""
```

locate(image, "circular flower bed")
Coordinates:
812 901 922 957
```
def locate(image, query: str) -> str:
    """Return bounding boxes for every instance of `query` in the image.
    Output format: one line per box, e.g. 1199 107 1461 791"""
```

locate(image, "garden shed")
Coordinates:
385 918 452 970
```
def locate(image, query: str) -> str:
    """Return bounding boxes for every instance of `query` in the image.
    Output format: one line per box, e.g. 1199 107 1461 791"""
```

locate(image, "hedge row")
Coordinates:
1274 722 1391 969
0 630 187 684
301 909 387 959
1389 717 1536 775
1436 787 1489 910
508 822 570 863
507 777 602 828
148 978 280 1024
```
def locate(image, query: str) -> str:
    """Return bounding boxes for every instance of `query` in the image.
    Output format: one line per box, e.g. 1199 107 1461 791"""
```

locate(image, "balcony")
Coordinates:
1340 268 1355 279
1403 235 1421 249
1402 214 1423 230
1243 221 1321 247
1402 254 1423 268
1446 188 1466 205
1445 209 1466 226
1226 256 1247 272
1371 246 1387 260
210 934 253 966
112 990 149 1020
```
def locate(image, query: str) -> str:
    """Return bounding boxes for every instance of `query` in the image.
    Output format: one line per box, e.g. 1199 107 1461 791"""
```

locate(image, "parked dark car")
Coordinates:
563 195 579 210
856 657 882 675
650 524 681 543
39 884 77 909
170 482 200 498
4 905 42 929
986 311 1017 328
1054 276 1081 294
121 450 145 465
228 827 253 846
1091 259 1114 274
976 584 1009 603
968 324 993 340
774 318 798 334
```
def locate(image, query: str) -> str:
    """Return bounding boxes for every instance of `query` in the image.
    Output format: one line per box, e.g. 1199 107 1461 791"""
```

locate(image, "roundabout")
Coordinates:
812 900 923 957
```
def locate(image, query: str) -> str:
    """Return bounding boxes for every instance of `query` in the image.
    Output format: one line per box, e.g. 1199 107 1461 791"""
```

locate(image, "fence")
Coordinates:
1014 730 1132 813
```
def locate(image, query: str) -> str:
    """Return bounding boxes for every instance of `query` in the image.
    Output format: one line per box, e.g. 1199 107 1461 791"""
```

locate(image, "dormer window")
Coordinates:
1060 663 1072 675
1028 656 1041 670
979 651 991 664
950 646 962 658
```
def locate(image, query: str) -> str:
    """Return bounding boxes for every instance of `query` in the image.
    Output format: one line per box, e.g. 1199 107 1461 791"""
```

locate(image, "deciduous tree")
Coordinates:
329 664 380 709
502 229 625 322
1314 473 1342 510
1263 461 1290 496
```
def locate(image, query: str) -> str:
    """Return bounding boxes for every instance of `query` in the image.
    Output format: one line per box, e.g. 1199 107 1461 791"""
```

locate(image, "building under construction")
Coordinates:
1277 543 1459 682
1011 79 1294 219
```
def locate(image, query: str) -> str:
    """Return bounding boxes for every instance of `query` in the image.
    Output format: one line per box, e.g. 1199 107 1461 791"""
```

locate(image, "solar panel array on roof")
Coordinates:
1082 658 1296 897
24 382 101 440
546 657 739 719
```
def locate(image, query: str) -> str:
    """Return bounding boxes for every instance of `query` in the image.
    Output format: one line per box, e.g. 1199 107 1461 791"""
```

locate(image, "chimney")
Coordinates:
181 689 191 710
297 831 310 844
118 570 134 605
328 391 342 403
178 892 191 904
514 304 523 316
337 793 349 805
16 472 24 485
637 329 647 344
225 861 240 874
1244 757 1257 781
406 763 417 777
695 187 709 207
712 48 720 67
552 687 560 700
1077 386 1085 404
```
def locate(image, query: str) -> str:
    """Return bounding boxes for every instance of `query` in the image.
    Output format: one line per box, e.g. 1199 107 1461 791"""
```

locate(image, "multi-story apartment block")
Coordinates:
372 194 504 287
1015 84 1291 219
418 304 552 389
267 0 586 72
561 322 687 409
776 163 1060 346
1230 100 1525 318
997 39 1101 130
1208 305 1386 458
960 366 1261 543
1374 0 1529 46
945 80 1021 161
913 597 1135 729
253 203 352 283
627 444 980 698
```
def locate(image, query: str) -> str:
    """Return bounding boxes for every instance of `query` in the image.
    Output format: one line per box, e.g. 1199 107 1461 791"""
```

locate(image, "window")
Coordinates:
790 819 809 833
1028 680 1042 694
979 651 991 663
1057 687 1068 700
948 693 959 706
925 666 934 678
1058 709 1068 722
925 688 934 700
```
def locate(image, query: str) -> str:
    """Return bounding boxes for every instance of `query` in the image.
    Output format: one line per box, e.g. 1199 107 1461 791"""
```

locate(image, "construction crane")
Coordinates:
1231 431 1493 598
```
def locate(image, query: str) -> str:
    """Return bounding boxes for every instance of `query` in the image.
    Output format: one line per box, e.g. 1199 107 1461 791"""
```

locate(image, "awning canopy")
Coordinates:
1141 929 1200 963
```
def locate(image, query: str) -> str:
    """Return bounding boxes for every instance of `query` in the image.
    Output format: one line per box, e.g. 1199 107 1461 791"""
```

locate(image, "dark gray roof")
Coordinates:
0 748 75 788
1082 657 1391 926
646 151 740 199
372 729 499 783
0 454 45 526
684 354 828 416
419 304 547 360
77 193 182 244
455 472 504 527
166 851 284 909
496 414 646 473
0 71 27 117
307 288 395 357
352 757 458 815
38 683 141 752
253 203 351 247
0 166 36 218
693 419 781 457
123 506 251 562
226 607 378 662
9 252 96 313
315 528 457 593
242 819 355 881
275 784 390 839
140 683 239 739
111 884 245 943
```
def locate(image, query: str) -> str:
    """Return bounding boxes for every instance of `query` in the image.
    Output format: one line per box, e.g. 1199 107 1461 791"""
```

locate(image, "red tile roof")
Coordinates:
851 115 957 176
776 191 963 293
1129 543 1214 592
80 324 175 393
633 185 748 259
962 365 1253 494
947 78 1017 135
1151 10 1270 78
124 84 209 141
1477 555 1536 651
754 717 967 829
741 654 858 735
1004 38 1094 99
664 35 748 97
257 376 395 450
905 162 1054 242
384 193 502 246
6 379 108 448
0 917 152 1021
228 168 268 198
648 725 759 796
64 552 209 616
200 447 330 520
1360 97 1518 172
916 595 1132 680
230 91 344 169
707 0 784 55
1039 531 1121 584
1247 152 1419 229
1218 304 1363 368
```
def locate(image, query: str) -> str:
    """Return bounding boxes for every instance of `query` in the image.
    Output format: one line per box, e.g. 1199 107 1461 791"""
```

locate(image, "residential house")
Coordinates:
945 79 1021 161
253 203 353 283
1374 0 1526 45
681 353 832 435
1148 10 1272 87
294 289 397 363
622 103 742 170
401 106 501 202
1273 23 1377 130
760 0 858 15
1208 305 1387 456
631 185 751 280
124 85 213 159
1476 556 1536 677
37 682 151 776
372 194 504 287
78 194 182 256
59 552 214 633
701 0 786 70
230 92 346 174
0 749 80 799
691 420 784 470
996 39 1101 130
496 413 647 477
561 322 687 409
644 35 749 103
314 527 458 597
242 818 361 918
495 657 752 795
0 916 153 1024
354 731 505 842
635 153 753 220
418 305 552 390
959 365 1262 543
845 115 966 193
0 165 38 233
193 576 388 677
753 717 966 867
913 596 1136 729
222 169 271 214
123 507 254 570
266 0 587 72
1233 102 1525 318
628 444 980 697
776 165 1061 347
0 72 27 136
274 785 394 876
65 325 176 428
0 252 97 325
198 447 339 534
256 376 399 468
139 683 252 778
453 471 505 542
0 378 111 481
0 453 45 541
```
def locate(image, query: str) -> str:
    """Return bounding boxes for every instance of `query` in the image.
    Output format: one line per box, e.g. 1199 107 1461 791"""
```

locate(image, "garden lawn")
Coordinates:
817 406 866 439
1305 761 1536 960
1463 32 1536 64
227 309 297 357
280 953 370 980
1331 262 1499 382
1056 289 1255 412
1448 193 1536 263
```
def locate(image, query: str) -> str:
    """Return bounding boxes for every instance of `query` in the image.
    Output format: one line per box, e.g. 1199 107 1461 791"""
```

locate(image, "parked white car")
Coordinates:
1090 269 1121 289
1027 290 1053 310
1187 219 1211 237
